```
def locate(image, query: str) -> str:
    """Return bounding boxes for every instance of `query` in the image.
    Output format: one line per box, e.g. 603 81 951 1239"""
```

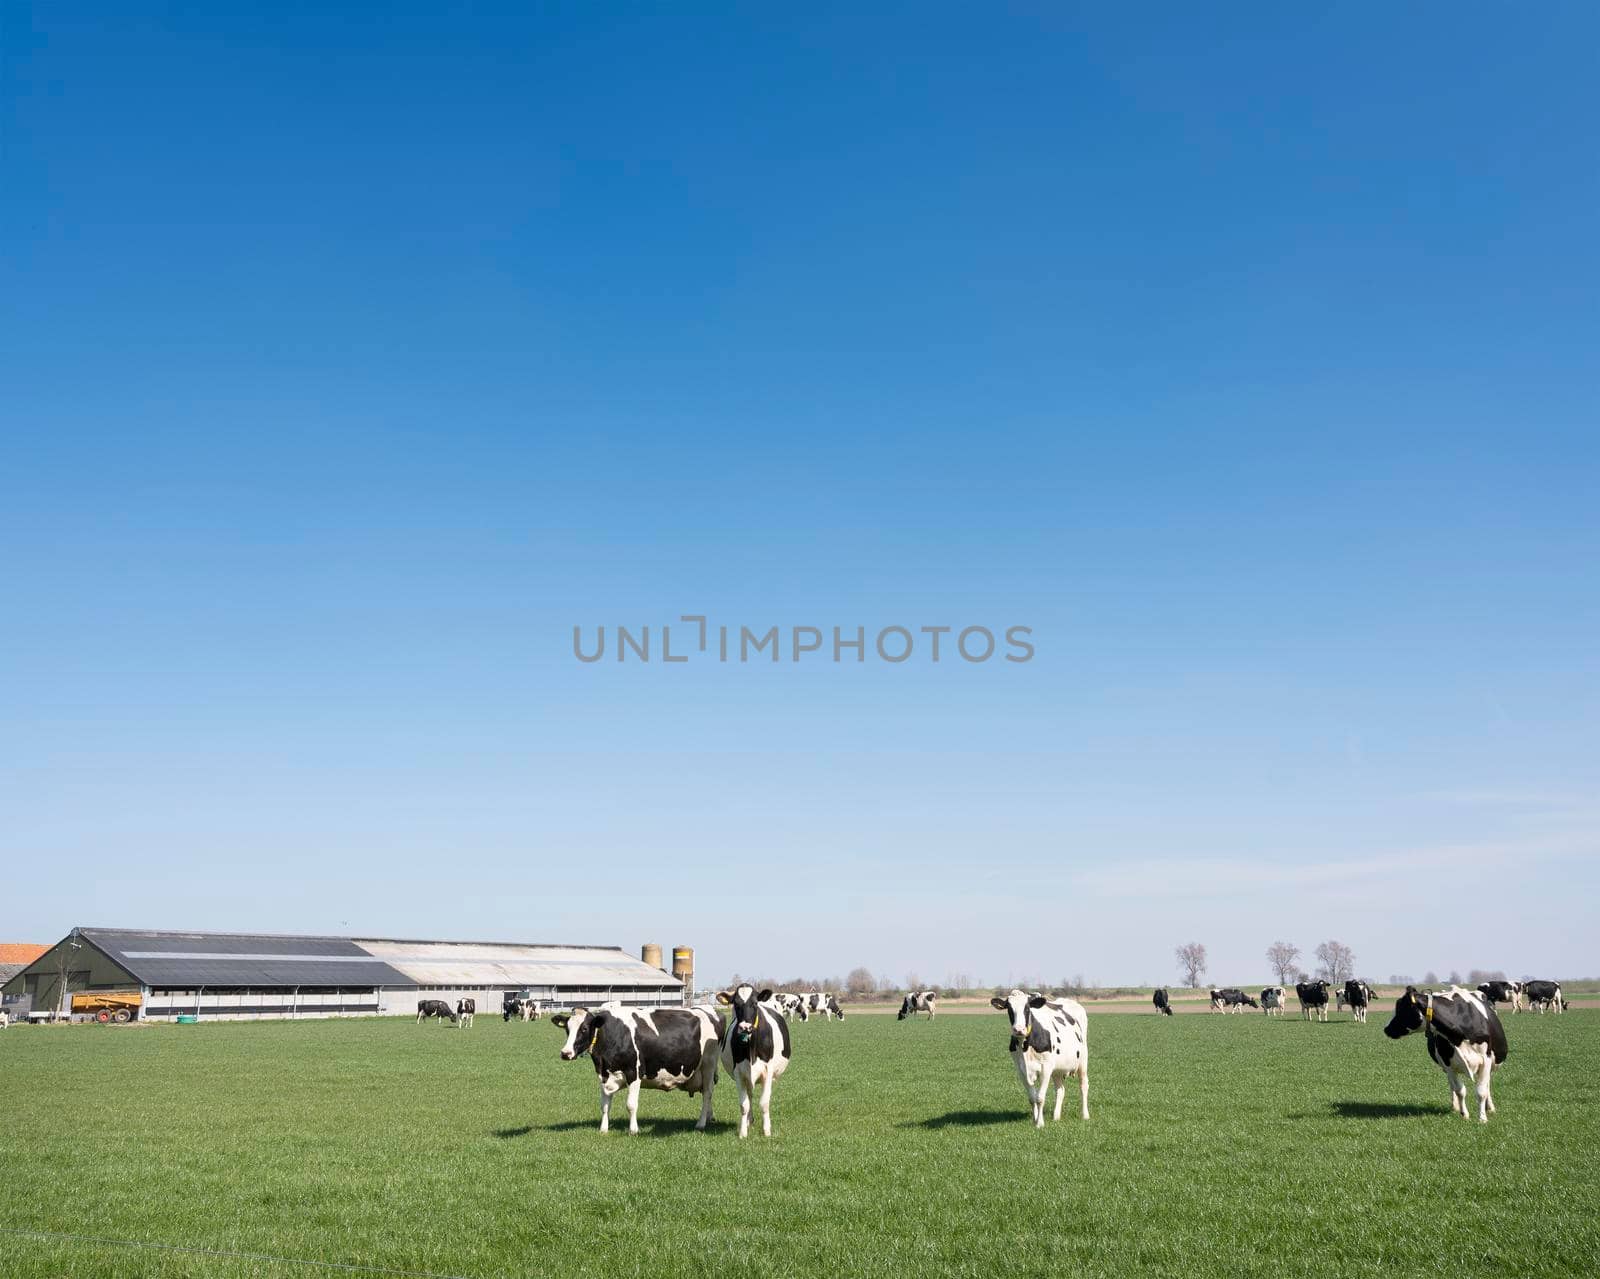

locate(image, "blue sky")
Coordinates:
3 4 1597 987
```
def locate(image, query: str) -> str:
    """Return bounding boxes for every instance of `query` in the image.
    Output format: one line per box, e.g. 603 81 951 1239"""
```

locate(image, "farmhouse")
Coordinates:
0 942 48 989
0 927 684 1022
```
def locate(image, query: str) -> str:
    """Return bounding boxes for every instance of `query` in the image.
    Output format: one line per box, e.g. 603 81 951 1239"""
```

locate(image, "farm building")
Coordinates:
0 942 48 989
0 927 684 1022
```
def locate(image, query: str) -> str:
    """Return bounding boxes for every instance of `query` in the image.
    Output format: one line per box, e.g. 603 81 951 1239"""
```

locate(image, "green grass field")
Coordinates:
1 1009 1595 1278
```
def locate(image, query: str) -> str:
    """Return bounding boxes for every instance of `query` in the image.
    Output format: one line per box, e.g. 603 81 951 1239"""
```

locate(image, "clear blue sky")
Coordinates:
4 4 1596 987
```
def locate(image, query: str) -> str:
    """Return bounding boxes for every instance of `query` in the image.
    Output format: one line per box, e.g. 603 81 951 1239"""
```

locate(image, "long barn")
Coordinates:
0 927 684 1022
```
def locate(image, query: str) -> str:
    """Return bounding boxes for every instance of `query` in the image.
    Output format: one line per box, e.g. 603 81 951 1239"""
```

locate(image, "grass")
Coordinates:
1 1009 1595 1278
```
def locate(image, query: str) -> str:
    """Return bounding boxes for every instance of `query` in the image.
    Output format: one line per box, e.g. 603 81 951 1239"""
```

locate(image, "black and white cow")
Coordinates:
802 992 844 1021
456 997 475 1029
991 989 1089 1127
550 1003 725 1134
416 998 457 1024
1342 980 1373 1024
771 993 808 1022
1384 986 1508 1122
0 1010 9 1030
1152 988 1174 1016
1210 988 1257 1013
898 991 938 1020
1260 986 1286 1016
1477 980 1530 1014
1523 980 1564 1013
717 984 794 1138
1296 980 1331 1022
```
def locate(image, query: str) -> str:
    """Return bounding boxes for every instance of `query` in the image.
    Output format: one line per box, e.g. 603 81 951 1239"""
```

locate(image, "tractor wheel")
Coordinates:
112 1008 131 1023
96 1009 111 1023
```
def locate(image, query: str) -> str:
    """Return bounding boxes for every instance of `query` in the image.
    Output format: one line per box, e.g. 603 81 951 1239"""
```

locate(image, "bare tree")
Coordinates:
1265 941 1301 986
1175 942 1208 989
1423 970 1439 986
845 966 876 997
905 972 923 993
1315 940 1356 987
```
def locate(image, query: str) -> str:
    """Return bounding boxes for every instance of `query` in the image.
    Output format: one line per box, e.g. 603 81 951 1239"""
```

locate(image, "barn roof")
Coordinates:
79 928 418 988
355 938 682 988
0 943 48 965
58 928 682 991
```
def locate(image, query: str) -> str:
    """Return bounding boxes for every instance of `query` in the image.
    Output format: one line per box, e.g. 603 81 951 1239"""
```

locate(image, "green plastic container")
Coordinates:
176 1015 199 1024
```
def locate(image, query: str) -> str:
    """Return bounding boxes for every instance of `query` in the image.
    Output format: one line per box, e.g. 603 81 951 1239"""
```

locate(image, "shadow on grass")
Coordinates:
902 1108 1026 1130
498 1118 719 1137
1313 1100 1442 1120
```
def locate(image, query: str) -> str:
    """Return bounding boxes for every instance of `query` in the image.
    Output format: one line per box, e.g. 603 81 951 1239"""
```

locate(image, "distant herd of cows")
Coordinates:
1150 977 1569 1019
404 978 1572 1135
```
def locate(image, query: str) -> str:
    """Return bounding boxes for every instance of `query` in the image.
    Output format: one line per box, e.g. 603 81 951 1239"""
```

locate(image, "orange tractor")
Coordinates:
71 991 142 1023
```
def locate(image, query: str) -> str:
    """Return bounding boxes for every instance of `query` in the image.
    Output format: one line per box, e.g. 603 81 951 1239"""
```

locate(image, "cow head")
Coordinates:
1384 987 1429 1040
898 994 914 1020
716 984 771 1043
550 1007 607 1060
990 988 1046 1041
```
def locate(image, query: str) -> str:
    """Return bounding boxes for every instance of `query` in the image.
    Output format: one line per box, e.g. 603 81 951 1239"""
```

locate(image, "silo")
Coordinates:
641 942 664 970
672 946 694 1004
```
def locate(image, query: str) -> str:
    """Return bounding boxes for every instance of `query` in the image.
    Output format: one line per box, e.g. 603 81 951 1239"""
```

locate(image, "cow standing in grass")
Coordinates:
1152 988 1174 1016
551 1003 725 1134
802 992 844 1021
1260 987 1286 1016
417 999 456 1024
717 984 794 1138
772 993 808 1022
898 991 938 1020
991 989 1089 1127
1384 986 1508 1122
1342 980 1373 1024
1523 980 1564 1013
1296 980 1331 1022
456 997 475 1029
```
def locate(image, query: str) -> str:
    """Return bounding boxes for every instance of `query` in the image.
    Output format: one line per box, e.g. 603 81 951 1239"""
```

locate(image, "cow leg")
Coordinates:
758 1066 775 1137
695 1043 718 1131
626 1079 642 1135
1475 1057 1495 1122
736 1070 752 1139
1052 1075 1066 1122
599 1085 613 1134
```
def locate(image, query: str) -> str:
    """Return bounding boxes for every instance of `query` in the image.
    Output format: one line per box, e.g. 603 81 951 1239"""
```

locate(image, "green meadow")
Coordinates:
1 1008 1594 1277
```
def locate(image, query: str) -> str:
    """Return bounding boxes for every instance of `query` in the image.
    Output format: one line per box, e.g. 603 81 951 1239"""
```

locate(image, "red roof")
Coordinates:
0 943 48 965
